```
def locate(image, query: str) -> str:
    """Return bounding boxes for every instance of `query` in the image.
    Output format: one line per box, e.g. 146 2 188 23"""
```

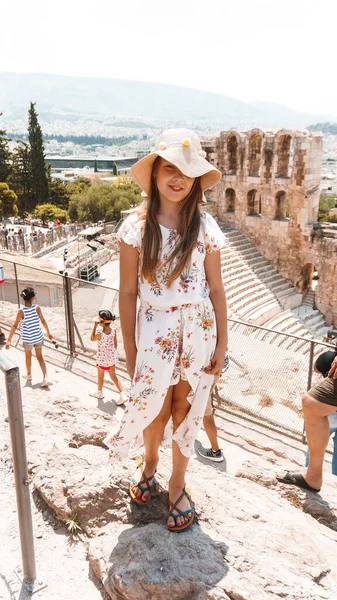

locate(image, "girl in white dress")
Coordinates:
104 128 228 531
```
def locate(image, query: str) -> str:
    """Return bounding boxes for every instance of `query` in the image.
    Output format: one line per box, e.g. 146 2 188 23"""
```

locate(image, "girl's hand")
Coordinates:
5 341 10 350
48 333 53 340
125 345 137 380
204 347 226 377
328 356 337 379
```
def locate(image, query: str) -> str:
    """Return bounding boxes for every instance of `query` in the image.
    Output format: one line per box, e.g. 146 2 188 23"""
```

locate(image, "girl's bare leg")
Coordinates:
168 379 192 528
203 413 220 450
131 386 173 502
35 347 47 378
97 367 104 392
25 349 32 376
108 366 123 392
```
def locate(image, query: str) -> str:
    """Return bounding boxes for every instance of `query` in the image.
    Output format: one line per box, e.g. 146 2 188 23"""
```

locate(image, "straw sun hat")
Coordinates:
131 128 221 197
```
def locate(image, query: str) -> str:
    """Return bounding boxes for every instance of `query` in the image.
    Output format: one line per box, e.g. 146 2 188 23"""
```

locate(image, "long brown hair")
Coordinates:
141 158 202 287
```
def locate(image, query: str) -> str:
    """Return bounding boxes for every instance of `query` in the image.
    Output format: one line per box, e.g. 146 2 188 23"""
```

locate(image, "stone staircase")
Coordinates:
221 227 330 352
302 289 315 309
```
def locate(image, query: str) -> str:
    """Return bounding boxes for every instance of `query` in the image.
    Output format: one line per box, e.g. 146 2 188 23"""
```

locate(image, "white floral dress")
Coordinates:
96 329 117 368
104 211 226 459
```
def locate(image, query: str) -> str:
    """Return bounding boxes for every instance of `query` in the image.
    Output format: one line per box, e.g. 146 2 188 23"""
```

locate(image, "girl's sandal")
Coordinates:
129 458 157 506
168 487 195 532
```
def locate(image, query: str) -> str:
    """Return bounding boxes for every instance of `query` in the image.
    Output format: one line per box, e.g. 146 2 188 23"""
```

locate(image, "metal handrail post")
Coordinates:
64 273 76 355
307 340 315 392
13 263 20 308
1 353 36 582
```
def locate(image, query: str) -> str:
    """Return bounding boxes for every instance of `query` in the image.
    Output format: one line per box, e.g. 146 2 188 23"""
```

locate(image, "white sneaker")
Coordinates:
115 391 128 405
41 378 51 388
89 391 104 399
23 374 32 381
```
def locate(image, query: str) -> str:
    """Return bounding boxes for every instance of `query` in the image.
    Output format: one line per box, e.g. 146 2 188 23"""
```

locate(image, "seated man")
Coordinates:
277 350 337 492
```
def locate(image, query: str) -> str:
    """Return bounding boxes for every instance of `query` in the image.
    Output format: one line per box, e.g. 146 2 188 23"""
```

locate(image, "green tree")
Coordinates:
68 178 142 223
28 102 49 207
49 179 71 208
0 115 11 182
112 162 118 176
33 203 68 224
0 182 18 218
8 141 32 214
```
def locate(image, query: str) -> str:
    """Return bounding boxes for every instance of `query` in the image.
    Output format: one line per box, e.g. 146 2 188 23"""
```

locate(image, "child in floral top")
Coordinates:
103 128 228 532
90 309 128 405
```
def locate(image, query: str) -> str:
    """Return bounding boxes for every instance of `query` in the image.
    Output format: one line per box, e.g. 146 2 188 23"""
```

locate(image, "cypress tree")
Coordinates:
0 114 11 182
28 102 49 207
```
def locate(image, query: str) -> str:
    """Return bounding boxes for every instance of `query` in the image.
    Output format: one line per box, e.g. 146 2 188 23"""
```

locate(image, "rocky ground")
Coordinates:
1 344 337 599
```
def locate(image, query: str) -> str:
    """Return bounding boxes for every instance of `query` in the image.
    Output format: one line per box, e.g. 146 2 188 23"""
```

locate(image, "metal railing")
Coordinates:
214 317 337 437
0 353 36 584
1 256 336 438
0 223 86 255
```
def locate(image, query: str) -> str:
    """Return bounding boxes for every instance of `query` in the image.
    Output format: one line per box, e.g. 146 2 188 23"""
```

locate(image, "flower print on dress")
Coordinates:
144 307 154 322
196 306 214 331
181 345 195 371
150 282 163 297
195 240 205 254
154 326 180 362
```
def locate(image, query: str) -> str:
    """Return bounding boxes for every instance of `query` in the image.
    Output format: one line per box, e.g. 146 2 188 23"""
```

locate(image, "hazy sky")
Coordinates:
1 0 336 116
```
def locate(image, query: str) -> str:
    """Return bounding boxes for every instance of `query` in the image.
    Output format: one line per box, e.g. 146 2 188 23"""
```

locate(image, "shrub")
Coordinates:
33 203 68 224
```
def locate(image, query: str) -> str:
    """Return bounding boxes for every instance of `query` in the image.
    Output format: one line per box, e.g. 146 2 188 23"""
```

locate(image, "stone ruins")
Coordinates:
202 129 337 327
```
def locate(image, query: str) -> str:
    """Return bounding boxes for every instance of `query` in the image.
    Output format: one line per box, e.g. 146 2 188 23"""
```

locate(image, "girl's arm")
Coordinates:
114 330 118 350
36 305 52 339
5 309 24 349
119 240 139 379
204 251 228 376
90 322 101 342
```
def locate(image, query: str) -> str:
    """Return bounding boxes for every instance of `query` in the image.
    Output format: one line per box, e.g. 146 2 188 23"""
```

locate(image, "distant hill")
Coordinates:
0 71 335 130
308 122 337 135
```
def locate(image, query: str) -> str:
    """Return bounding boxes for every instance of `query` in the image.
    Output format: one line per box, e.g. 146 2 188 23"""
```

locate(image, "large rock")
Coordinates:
236 458 337 532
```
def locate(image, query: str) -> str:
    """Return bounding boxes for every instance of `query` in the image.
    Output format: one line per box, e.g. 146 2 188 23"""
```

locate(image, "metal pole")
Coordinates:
63 275 70 351
13 263 20 308
64 273 76 355
307 340 315 391
303 339 316 445
1 354 36 582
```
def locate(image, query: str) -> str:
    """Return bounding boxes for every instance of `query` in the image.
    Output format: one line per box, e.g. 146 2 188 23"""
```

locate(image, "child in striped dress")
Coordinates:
5 287 53 387
89 309 128 405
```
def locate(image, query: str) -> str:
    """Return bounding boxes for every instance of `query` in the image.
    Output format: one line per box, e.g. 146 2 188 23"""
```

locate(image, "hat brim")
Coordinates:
131 148 221 196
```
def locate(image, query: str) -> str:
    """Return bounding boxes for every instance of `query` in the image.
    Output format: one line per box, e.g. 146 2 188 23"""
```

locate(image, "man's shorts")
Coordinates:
22 340 44 351
307 376 337 408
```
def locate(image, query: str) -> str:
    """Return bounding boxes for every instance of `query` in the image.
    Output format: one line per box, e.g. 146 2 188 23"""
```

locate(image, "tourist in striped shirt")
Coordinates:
5 287 53 387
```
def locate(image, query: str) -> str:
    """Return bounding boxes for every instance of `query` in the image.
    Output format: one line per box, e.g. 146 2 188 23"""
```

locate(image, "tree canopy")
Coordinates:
0 182 18 218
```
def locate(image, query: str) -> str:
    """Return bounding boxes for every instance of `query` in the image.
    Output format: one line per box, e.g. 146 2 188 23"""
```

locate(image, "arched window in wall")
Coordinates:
276 135 292 178
275 191 287 219
225 188 236 212
247 189 259 215
227 135 238 174
248 133 262 176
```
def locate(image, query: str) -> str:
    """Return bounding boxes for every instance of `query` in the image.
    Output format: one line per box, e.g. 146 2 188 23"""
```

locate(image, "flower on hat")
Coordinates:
158 142 167 150
182 139 191 147
198 150 207 158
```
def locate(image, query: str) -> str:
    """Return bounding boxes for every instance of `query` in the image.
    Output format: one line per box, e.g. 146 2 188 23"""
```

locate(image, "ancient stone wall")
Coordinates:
202 129 337 326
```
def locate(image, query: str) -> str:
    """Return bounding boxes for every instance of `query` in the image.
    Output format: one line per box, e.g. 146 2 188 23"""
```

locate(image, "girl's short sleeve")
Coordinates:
202 212 226 254
117 214 142 252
